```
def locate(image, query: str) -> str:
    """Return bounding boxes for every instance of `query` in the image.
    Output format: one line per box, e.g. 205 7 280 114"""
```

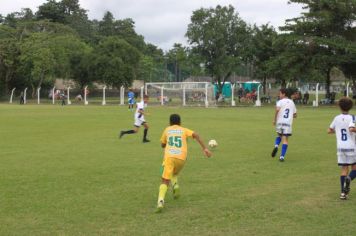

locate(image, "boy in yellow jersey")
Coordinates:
156 114 212 213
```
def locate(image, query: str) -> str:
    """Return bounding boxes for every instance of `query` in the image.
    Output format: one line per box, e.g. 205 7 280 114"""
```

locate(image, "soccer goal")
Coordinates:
145 82 215 107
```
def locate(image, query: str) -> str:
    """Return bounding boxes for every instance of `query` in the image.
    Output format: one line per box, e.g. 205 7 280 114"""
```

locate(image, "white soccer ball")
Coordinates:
208 139 218 148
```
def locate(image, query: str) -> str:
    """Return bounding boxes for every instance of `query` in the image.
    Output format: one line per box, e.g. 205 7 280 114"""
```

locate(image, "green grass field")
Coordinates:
1 104 356 235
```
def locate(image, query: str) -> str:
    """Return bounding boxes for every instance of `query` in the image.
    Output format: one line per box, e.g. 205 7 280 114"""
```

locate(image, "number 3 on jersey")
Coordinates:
283 109 290 118
168 136 182 147
341 129 347 141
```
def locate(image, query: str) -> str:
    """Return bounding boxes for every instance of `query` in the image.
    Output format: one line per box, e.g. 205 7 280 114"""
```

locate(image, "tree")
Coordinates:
89 37 141 88
36 0 92 42
251 24 278 93
18 30 89 96
98 11 115 36
138 55 156 82
36 0 65 23
0 25 20 93
18 33 57 96
166 44 190 82
0 0 172 96
98 12 145 51
186 5 249 92
280 0 356 96
265 34 318 88
69 43 93 88
0 17 86 95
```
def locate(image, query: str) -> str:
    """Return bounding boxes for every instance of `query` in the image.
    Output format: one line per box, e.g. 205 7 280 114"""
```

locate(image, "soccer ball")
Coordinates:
208 139 218 148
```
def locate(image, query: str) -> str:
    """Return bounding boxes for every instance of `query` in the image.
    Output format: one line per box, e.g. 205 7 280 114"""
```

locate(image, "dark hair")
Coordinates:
338 97 353 112
280 88 297 99
170 114 181 125
280 88 287 96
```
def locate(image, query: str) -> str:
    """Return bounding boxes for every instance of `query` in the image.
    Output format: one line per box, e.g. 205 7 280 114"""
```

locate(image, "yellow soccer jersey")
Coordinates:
160 125 194 161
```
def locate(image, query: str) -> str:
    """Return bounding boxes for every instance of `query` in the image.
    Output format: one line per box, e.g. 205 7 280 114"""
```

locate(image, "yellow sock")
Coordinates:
171 175 178 188
158 184 168 202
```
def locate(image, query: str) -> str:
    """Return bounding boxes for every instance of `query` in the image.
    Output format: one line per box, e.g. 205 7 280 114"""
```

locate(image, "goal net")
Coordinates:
145 82 215 107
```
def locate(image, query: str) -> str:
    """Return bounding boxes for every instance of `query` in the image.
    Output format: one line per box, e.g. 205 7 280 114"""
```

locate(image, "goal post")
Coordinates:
145 82 214 107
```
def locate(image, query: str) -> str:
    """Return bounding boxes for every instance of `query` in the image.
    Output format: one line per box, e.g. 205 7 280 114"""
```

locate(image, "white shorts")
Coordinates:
134 115 146 127
276 123 292 136
337 151 356 166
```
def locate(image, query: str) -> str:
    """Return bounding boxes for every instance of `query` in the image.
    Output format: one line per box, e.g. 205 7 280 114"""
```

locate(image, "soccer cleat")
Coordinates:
143 139 150 143
119 131 124 139
271 147 278 157
344 176 351 195
279 156 285 162
155 200 164 213
340 192 347 200
173 184 180 199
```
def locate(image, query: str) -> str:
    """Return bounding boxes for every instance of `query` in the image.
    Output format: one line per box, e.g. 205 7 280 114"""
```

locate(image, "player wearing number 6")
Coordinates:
155 114 212 213
271 88 297 162
328 97 356 200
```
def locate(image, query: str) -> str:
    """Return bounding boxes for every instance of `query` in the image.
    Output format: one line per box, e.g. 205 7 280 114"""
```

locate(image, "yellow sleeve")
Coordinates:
160 128 167 144
185 128 194 138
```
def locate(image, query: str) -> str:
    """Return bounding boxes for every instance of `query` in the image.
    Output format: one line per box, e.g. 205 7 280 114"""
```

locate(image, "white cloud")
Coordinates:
0 0 304 50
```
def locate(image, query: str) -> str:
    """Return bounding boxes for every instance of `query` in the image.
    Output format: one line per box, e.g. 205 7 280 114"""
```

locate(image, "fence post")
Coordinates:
205 83 209 108
9 88 16 104
67 87 71 105
84 86 88 105
255 84 262 107
347 82 350 97
120 86 125 105
140 86 144 100
231 83 236 106
313 83 319 107
102 86 107 105
160 86 164 105
52 87 55 105
183 84 186 106
37 87 41 104
24 88 28 104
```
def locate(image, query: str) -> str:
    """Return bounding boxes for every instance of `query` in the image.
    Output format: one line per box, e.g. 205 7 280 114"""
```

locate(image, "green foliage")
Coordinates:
98 11 145 50
18 30 89 93
36 0 66 23
165 43 192 82
89 37 141 88
250 24 278 92
186 5 249 91
1 0 355 97
138 43 167 82
69 43 93 88
138 55 165 82
0 25 21 92
0 1 151 94
19 33 56 88
278 0 356 92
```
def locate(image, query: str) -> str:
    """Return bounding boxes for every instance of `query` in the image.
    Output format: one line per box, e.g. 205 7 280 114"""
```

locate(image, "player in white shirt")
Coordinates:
271 88 297 162
119 95 150 143
328 97 356 200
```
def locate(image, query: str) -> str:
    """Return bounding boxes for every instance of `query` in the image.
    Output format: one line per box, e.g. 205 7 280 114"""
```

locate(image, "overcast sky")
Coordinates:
1 0 304 51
